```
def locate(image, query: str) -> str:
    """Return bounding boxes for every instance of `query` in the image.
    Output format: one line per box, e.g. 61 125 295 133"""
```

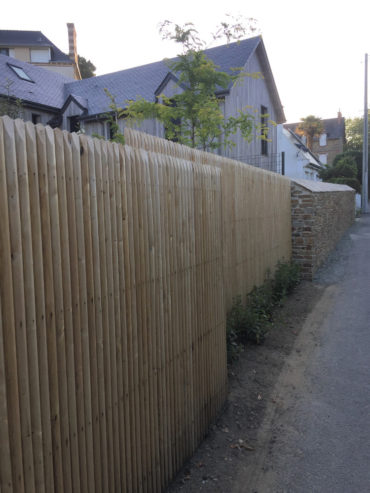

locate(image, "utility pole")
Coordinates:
362 53 368 213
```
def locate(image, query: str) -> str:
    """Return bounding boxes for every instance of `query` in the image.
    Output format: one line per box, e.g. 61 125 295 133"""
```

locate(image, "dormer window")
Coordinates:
30 48 51 63
0 47 9 56
7 63 34 82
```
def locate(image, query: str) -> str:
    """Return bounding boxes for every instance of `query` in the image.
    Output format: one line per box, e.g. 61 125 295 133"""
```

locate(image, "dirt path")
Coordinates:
167 280 326 492
168 215 370 493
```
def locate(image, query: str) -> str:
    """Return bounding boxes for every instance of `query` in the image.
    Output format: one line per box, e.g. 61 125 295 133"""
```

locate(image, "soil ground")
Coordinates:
166 280 324 492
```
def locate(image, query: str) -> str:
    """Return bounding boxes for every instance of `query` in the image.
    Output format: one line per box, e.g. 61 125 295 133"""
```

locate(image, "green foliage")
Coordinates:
345 112 370 152
226 261 301 363
295 115 324 150
272 260 301 302
78 55 96 79
121 19 268 151
319 154 361 192
93 89 125 145
0 80 23 119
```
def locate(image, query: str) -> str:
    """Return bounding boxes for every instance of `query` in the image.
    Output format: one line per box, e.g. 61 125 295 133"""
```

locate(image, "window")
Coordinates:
261 105 268 156
30 48 50 63
319 154 328 164
0 47 9 56
7 63 34 82
32 114 41 124
69 116 80 133
319 133 327 146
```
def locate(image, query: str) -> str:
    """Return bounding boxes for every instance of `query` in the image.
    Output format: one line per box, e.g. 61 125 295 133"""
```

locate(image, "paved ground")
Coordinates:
235 214 370 492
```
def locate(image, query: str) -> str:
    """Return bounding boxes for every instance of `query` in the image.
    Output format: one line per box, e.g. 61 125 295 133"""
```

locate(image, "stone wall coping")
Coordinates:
291 179 355 193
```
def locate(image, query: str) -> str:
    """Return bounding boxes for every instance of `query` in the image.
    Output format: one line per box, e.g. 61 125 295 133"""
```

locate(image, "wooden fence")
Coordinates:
0 116 291 492
125 129 292 309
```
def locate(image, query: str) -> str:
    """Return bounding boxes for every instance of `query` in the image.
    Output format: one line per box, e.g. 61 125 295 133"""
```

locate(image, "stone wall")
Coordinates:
291 179 355 279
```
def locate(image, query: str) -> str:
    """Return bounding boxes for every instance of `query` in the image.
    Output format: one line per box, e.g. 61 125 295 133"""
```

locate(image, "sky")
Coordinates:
2 0 369 123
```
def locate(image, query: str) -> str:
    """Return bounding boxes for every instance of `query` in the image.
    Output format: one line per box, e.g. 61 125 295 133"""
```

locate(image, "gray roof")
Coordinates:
0 36 285 122
64 36 263 117
0 30 71 63
0 54 71 109
284 116 345 140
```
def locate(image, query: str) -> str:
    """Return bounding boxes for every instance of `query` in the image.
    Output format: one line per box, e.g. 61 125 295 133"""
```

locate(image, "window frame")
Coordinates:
7 63 34 82
261 105 268 156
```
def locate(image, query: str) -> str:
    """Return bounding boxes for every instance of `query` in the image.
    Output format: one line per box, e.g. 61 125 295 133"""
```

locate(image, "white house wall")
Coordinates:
277 125 321 181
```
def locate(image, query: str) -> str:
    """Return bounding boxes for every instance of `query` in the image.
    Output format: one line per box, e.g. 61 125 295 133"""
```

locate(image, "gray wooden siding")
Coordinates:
81 46 280 172
222 47 278 167
61 101 85 131
21 107 57 126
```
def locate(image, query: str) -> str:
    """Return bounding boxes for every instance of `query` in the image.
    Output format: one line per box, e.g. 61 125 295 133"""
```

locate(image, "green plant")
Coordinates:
226 296 245 363
226 261 301 363
319 154 361 192
92 89 125 145
0 80 23 119
272 260 301 303
111 19 270 152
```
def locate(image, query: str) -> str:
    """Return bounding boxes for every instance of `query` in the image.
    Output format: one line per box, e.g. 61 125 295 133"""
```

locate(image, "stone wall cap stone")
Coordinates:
291 179 355 193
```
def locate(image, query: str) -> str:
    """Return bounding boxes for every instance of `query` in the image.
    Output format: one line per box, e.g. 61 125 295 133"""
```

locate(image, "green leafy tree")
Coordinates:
295 115 324 151
0 80 23 119
78 56 96 79
319 154 360 192
107 19 268 151
92 89 126 144
345 112 370 152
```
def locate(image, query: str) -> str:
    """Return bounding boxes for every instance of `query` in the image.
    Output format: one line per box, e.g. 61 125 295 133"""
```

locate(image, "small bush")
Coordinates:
226 261 301 363
272 260 301 303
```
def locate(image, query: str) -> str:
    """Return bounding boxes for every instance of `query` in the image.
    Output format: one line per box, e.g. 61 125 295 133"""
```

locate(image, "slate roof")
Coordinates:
0 36 284 122
64 36 263 117
284 117 345 140
0 54 71 109
0 30 71 63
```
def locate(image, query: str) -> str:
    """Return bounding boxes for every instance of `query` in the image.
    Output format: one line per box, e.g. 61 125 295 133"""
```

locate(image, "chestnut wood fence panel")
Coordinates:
0 117 291 492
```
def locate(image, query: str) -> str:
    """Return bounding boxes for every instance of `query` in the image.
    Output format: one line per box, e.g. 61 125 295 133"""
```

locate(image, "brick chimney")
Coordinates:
67 23 81 79
338 110 343 121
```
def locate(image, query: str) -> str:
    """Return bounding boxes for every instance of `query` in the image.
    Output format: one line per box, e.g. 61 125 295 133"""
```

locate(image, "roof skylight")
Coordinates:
7 63 34 82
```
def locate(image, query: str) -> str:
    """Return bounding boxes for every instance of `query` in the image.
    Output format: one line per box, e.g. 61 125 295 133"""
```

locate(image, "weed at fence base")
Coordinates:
226 260 301 363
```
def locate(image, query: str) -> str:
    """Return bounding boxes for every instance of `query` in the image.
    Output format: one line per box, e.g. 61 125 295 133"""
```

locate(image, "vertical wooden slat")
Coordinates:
63 131 88 493
44 125 72 493
25 121 55 493
105 141 122 491
117 145 132 492
35 123 65 493
123 146 142 492
4 117 36 493
14 120 45 493
91 138 109 493
54 129 81 493
0 275 13 493
0 119 24 493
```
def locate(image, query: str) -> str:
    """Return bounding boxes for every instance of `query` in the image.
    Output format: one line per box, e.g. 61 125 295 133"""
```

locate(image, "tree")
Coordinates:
108 19 268 151
0 80 23 119
345 112 370 152
78 56 96 79
319 154 361 192
295 115 324 151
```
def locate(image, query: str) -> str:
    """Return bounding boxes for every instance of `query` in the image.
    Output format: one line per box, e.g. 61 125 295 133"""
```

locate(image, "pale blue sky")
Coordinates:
3 0 369 122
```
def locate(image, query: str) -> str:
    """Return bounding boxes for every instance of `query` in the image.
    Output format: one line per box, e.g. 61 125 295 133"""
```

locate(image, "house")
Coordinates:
0 24 80 80
277 125 323 181
284 112 345 166
0 35 285 172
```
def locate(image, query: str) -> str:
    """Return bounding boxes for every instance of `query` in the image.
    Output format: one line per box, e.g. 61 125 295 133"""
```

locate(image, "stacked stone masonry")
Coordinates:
291 180 355 279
